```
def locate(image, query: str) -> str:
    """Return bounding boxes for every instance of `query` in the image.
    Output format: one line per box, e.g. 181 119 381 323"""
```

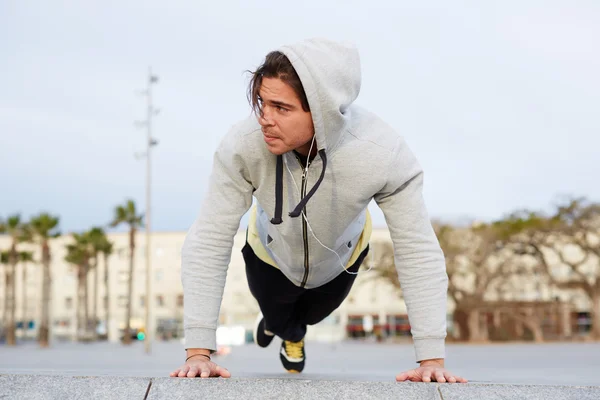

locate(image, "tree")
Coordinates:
99 239 114 340
19 251 34 339
29 213 60 347
1 215 31 346
110 199 143 344
498 198 600 339
87 227 110 341
0 250 8 341
65 233 92 341
438 222 524 342
367 240 400 291
0 217 5 336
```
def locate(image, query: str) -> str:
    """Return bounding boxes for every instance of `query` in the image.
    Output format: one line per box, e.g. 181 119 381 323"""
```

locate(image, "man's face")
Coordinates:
257 77 315 156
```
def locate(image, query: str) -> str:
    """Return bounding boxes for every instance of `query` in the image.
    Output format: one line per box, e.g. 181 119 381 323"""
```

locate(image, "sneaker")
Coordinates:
280 339 305 373
253 314 275 348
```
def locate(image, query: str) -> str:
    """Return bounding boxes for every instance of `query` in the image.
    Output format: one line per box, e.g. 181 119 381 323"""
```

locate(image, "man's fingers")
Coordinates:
217 366 232 378
456 375 468 383
178 366 190 377
200 367 211 378
396 370 413 382
421 370 432 383
396 373 407 382
434 371 446 383
446 373 457 383
187 366 199 378
170 369 180 377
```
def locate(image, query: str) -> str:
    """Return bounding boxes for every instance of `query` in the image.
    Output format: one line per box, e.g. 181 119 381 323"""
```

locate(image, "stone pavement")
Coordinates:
1 340 599 386
1 374 599 399
1 340 600 398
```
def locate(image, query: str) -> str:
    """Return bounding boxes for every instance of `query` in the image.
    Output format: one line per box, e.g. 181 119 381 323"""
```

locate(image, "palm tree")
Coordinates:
29 213 60 347
2 214 31 346
98 238 113 341
110 200 143 344
65 233 92 341
0 217 5 338
0 250 8 342
19 251 34 340
87 227 109 341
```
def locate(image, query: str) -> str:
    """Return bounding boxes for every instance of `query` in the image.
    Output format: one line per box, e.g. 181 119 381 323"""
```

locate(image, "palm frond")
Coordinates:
29 213 61 239
7 214 22 229
19 251 34 263
111 199 144 229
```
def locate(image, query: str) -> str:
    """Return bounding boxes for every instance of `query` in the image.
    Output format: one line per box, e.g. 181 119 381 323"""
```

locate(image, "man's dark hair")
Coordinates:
247 51 311 115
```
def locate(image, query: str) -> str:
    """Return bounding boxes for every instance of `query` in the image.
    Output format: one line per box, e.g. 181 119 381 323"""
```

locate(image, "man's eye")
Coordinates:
276 106 287 112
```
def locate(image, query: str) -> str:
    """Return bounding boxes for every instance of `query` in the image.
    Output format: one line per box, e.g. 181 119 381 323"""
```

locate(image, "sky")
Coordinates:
1 0 599 234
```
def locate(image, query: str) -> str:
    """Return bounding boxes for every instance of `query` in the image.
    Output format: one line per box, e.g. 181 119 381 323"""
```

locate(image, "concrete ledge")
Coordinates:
0 375 151 400
1 375 599 399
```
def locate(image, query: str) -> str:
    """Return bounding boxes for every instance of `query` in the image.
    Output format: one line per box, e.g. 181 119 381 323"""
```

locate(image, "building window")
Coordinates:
65 297 73 310
117 248 129 260
119 270 129 283
54 319 71 327
155 269 164 282
118 295 128 308
156 295 164 307
103 296 108 310
177 294 184 307
140 296 145 307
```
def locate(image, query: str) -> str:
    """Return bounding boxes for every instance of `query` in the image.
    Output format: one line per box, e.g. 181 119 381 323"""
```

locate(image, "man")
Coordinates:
170 38 467 383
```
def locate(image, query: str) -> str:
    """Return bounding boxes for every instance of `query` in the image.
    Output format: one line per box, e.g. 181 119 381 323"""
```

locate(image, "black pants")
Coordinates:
242 242 369 342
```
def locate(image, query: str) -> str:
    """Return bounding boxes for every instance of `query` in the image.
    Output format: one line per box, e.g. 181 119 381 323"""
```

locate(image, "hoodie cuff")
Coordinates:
183 327 217 353
413 338 445 363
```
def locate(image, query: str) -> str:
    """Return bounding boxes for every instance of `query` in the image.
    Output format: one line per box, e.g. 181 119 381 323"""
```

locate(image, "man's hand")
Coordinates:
396 359 467 383
170 356 231 379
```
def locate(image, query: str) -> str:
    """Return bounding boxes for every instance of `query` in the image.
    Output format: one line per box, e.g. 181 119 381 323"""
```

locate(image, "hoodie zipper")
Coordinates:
296 155 310 288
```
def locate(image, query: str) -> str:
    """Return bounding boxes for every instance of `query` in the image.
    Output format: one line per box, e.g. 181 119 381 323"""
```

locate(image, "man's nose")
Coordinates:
258 108 274 126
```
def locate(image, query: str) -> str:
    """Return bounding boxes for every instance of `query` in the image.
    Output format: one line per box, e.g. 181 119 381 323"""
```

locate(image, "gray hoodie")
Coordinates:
182 38 448 362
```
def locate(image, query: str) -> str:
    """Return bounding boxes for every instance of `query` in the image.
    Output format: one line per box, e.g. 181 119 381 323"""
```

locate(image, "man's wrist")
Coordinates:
419 358 444 367
186 348 211 357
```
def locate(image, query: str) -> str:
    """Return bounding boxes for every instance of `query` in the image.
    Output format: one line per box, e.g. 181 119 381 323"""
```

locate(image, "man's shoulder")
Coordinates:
224 114 262 143
347 105 403 151
218 115 269 162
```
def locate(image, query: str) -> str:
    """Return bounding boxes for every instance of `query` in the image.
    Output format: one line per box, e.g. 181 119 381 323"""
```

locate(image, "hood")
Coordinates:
270 38 362 225
278 38 362 152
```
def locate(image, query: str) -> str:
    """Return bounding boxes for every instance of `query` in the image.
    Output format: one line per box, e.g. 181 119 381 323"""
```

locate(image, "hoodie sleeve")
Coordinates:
374 136 448 363
181 131 254 351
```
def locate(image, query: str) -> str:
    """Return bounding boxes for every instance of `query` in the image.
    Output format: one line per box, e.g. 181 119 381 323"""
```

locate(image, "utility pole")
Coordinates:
135 67 159 354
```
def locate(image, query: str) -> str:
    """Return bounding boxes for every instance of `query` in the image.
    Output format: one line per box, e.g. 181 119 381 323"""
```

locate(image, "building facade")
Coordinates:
0 229 412 344
0 227 593 344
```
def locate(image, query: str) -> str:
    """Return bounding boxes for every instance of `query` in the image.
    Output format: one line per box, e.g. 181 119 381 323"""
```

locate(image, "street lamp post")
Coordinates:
136 67 159 354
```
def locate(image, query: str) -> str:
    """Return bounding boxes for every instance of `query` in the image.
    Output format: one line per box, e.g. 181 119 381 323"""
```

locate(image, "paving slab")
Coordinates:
439 382 600 400
2 341 600 386
1 375 599 399
0 374 151 400
147 377 440 400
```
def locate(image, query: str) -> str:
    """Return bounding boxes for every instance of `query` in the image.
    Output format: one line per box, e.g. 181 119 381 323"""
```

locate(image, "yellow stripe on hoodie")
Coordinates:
247 204 372 270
